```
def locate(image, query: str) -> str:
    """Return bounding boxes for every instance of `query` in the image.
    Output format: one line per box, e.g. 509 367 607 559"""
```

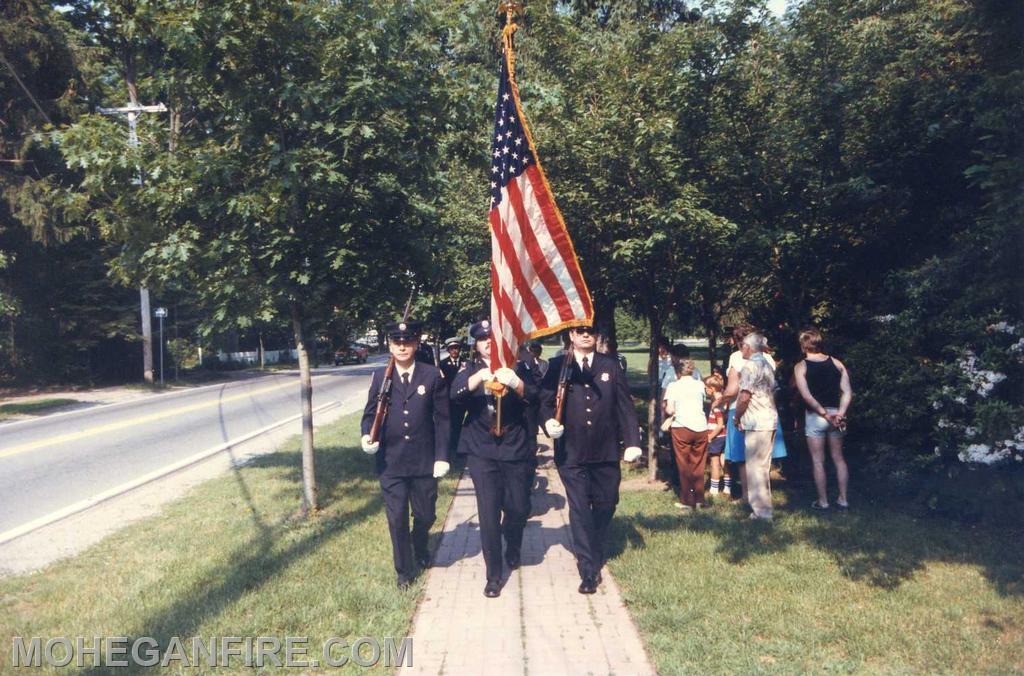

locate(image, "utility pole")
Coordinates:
97 102 167 384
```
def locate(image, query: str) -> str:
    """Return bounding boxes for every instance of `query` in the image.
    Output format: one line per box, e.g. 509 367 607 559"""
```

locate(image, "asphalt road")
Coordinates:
0 361 382 535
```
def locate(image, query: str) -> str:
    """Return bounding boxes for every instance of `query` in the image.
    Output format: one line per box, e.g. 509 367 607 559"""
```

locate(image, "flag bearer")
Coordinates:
451 320 536 598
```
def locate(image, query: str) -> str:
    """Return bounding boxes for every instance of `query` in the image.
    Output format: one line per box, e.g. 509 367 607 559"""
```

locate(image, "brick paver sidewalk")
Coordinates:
402 446 655 675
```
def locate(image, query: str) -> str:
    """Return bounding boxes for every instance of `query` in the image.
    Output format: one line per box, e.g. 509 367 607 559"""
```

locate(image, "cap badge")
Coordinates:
399 322 406 331
482 320 489 328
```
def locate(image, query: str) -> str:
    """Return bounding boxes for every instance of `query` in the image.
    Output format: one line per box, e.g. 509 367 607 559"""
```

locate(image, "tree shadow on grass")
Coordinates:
613 482 1024 597
607 510 796 565
81 443 383 674
797 502 1023 596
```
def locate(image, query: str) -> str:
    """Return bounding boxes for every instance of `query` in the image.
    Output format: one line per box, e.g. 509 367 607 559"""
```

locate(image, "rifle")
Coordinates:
553 349 574 423
368 291 414 444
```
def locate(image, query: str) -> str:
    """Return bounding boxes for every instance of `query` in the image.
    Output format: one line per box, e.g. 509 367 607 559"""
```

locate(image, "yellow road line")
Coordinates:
0 375 331 460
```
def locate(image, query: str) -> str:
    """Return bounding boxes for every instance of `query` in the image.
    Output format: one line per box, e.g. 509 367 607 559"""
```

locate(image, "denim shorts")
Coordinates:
805 407 843 438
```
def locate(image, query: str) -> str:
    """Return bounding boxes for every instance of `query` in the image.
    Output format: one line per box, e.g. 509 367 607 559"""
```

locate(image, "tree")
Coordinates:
62 0 451 514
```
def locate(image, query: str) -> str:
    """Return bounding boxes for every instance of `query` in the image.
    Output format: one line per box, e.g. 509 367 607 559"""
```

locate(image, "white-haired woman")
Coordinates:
732 332 779 520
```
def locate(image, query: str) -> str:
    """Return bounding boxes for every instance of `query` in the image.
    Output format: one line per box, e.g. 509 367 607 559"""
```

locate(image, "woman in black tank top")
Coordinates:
794 328 854 510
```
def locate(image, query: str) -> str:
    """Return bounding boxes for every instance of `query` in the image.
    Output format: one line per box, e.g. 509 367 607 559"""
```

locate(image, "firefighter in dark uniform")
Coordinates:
361 320 451 589
439 337 468 456
540 324 642 594
451 320 536 598
439 337 466 381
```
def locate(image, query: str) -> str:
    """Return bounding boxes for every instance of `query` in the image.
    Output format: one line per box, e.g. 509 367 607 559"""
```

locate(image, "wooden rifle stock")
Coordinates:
368 356 396 444
553 353 573 423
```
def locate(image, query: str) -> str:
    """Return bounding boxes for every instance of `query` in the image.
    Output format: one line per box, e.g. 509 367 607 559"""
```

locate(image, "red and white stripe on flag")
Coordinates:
487 23 593 371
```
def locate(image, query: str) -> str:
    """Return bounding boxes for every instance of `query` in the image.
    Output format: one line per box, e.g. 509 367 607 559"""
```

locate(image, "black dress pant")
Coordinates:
557 461 620 579
379 475 438 582
450 402 466 455
468 454 533 583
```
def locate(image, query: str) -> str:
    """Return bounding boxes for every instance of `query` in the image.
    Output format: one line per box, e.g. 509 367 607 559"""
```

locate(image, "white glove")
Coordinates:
623 446 643 462
361 434 380 454
494 367 522 389
470 367 493 390
544 419 565 439
433 461 450 478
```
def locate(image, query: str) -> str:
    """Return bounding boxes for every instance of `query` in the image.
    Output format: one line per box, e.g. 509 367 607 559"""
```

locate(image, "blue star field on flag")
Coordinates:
490 56 535 210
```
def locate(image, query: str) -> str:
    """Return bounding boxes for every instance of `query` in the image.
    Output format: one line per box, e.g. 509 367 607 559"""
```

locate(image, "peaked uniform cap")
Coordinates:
387 320 422 341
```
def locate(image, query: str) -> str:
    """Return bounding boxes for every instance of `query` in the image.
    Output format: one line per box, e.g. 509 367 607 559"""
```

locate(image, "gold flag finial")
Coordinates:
498 1 524 23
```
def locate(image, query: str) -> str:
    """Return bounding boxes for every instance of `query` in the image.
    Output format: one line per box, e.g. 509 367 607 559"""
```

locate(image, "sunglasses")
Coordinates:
573 326 595 335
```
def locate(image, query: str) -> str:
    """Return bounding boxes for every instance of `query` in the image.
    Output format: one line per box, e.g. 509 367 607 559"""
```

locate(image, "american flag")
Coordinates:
488 29 593 370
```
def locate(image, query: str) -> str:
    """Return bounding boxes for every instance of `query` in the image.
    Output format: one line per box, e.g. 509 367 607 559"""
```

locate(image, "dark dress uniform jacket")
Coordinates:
541 352 641 466
361 364 450 477
452 360 537 462
439 355 465 385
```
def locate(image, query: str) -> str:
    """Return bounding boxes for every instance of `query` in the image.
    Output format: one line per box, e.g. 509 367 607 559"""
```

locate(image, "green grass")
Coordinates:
547 340 1024 672
0 399 78 420
608 485 1024 674
0 411 459 673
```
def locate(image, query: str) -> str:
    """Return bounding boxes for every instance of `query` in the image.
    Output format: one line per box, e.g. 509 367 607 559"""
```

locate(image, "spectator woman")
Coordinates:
722 324 787 503
793 327 853 510
663 359 709 509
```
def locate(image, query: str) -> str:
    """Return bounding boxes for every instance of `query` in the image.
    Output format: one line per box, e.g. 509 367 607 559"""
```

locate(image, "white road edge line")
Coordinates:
0 359 383 431
0 399 343 546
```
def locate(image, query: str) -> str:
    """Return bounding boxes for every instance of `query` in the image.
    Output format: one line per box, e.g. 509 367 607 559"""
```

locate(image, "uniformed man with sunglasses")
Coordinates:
540 325 642 594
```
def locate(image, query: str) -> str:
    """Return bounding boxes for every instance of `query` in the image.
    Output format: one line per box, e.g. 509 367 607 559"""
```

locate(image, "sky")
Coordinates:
768 0 789 16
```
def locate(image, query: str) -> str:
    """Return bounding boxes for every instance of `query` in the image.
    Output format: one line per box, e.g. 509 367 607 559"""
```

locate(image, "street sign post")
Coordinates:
154 307 168 385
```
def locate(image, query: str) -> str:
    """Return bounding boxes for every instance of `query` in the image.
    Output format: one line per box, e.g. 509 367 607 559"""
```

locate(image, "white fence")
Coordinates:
215 349 299 365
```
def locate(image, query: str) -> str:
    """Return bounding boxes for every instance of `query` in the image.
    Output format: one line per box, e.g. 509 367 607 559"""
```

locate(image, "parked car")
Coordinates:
334 342 369 365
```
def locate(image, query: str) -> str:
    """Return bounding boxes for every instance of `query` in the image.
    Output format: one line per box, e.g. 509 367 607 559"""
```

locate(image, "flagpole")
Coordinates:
487 2 525 438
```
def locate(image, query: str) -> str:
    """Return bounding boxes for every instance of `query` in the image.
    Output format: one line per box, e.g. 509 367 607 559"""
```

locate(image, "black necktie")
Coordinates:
581 355 591 375
402 372 410 387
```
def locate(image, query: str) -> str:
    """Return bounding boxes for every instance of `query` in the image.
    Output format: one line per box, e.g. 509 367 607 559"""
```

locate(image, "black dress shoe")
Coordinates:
578 576 597 594
484 581 501 598
416 555 431 569
596 571 603 585
505 554 521 570
397 578 413 590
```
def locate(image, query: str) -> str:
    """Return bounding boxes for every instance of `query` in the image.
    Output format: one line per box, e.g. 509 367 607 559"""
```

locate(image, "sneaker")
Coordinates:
835 500 849 510
709 487 721 495
674 502 694 510
811 500 830 510
749 512 773 522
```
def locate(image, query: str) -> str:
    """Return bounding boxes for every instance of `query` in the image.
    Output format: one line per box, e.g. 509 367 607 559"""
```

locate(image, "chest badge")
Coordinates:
417 384 427 395
601 372 610 382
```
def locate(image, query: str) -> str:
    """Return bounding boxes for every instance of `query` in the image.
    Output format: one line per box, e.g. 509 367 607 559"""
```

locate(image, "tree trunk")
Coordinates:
646 312 661 482
140 287 153 383
291 302 318 515
706 303 719 372
593 296 616 342
258 333 265 369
